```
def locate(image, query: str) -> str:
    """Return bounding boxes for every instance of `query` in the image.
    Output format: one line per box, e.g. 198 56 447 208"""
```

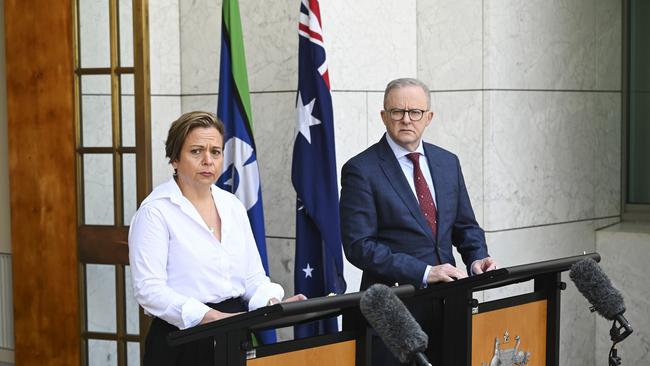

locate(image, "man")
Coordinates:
339 78 496 365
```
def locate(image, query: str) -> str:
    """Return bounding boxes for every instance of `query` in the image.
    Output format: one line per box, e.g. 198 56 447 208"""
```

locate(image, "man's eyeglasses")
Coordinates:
386 108 429 121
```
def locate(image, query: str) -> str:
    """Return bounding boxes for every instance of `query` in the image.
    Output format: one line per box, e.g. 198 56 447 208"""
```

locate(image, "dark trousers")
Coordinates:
143 297 247 366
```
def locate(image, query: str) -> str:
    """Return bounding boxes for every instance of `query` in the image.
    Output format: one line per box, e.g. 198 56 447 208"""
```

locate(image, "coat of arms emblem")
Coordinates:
480 333 531 366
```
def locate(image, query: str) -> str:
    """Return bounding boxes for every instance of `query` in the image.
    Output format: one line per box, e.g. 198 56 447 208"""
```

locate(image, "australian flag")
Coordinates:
215 0 274 344
292 0 346 339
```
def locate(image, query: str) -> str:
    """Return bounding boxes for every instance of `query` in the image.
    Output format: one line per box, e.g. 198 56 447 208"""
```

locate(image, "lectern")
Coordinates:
420 252 600 366
168 253 599 365
168 284 415 365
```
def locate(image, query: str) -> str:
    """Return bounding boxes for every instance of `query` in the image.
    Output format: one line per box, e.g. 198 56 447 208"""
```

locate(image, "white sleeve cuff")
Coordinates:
180 298 212 330
422 265 432 288
247 282 284 311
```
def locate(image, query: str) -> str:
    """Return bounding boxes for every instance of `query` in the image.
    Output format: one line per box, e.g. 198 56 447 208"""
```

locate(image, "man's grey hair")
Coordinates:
383 78 431 109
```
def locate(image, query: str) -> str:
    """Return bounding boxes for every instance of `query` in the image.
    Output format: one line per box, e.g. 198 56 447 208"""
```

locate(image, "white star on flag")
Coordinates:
296 91 321 144
302 263 314 278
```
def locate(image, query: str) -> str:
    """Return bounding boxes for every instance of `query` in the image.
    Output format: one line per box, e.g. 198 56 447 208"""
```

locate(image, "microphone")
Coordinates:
360 284 431 366
569 258 633 343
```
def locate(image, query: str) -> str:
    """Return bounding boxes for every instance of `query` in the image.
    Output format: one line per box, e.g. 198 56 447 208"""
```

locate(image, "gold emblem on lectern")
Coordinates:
480 334 531 366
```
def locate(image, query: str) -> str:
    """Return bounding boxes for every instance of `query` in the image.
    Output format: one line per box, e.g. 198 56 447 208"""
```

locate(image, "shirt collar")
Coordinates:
141 178 219 208
385 133 425 159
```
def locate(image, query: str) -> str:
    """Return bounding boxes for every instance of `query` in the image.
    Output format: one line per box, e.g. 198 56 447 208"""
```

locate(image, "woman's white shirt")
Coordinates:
128 178 284 330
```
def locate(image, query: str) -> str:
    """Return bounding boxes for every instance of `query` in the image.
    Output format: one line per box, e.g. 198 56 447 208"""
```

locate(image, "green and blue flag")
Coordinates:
216 0 273 343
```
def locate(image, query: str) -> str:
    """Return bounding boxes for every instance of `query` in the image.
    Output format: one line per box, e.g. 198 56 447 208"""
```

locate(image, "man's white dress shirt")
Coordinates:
128 179 283 330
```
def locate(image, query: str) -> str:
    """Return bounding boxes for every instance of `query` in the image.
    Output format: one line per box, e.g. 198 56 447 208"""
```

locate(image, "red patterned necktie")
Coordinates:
406 152 437 237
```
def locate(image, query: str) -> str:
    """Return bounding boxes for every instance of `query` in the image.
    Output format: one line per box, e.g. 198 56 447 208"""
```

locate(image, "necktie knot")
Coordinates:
406 152 420 167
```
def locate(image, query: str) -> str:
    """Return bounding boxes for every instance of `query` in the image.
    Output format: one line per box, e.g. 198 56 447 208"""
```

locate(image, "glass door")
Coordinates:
73 0 151 364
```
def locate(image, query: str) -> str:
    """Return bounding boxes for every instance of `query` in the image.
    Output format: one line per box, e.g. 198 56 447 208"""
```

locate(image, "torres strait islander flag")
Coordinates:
215 0 275 344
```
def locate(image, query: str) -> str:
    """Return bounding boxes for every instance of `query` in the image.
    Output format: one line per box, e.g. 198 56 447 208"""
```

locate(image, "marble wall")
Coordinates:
150 0 182 188
144 0 625 363
478 1 622 364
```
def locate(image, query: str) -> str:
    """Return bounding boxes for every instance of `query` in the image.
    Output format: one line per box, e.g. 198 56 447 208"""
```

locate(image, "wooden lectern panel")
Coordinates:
247 340 355 366
471 300 547 366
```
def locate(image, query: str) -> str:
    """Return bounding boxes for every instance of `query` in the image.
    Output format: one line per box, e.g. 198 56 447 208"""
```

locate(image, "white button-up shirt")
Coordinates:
128 179 284 330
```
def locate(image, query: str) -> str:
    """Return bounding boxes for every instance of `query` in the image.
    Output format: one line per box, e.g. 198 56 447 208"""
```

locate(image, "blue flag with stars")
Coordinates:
292 0 346 339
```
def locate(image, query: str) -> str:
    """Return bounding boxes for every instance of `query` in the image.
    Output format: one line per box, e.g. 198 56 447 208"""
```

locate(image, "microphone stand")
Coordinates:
609 341 622 366
608 314 633 366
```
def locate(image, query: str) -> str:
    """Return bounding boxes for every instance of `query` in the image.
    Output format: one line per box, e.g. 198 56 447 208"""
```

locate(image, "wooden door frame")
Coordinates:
6 0 80 365
6 0 151 364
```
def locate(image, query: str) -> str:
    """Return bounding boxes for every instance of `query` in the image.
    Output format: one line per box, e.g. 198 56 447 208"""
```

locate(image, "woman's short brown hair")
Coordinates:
165 111 225 164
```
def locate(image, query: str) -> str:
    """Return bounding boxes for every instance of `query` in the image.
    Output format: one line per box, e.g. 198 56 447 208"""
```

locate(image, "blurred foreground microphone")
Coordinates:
569 258 633 343
360 284 431 366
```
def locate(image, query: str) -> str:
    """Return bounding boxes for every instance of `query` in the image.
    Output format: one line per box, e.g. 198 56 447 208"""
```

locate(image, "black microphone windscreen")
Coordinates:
359 284 428 363
569 258 625 320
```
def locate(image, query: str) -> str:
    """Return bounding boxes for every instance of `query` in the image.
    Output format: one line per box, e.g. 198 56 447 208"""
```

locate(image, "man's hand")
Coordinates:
471 257 498 275
427 263 467 283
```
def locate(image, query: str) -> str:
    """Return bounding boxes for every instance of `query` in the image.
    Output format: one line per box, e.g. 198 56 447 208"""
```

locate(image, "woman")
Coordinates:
128 111 305 365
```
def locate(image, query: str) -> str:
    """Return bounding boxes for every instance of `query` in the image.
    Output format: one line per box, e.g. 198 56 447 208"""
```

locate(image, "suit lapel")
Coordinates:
377 136 436 243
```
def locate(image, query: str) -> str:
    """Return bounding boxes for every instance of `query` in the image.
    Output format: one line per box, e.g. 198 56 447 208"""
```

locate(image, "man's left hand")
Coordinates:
471 257 498 274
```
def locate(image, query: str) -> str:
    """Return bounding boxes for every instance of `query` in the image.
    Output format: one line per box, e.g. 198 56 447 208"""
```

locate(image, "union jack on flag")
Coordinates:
292 0 346 339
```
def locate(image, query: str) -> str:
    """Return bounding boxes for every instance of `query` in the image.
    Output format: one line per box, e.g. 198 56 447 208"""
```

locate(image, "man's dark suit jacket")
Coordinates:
340 134 489 291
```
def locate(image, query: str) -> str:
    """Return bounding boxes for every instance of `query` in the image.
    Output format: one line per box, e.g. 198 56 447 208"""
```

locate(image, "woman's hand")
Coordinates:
267 294 307 306
282 294 307 303
199 309 241 324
